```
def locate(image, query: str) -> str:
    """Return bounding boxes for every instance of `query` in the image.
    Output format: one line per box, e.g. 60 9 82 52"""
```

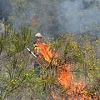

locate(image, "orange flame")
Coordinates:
37 42 58 62
58 64 73 89
30 16 38 25
58 64 94 100
37 42 96 100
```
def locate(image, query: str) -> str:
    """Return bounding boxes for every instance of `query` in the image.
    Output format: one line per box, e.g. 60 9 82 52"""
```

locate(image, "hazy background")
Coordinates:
0 0 100 37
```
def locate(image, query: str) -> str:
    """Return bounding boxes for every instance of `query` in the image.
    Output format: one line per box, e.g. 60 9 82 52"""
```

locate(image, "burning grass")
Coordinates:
0 32 100 100
35 35 99 100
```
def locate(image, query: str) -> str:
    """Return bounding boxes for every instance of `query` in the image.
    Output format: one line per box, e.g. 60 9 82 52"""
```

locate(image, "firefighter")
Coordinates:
33 33 42 56
33 33 43 77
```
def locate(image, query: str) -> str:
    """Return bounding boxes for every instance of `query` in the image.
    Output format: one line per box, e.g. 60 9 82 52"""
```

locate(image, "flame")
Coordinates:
58 64 93 100
58 64 73 89
37 42 96 100
30 16 38 25
37 42 58 62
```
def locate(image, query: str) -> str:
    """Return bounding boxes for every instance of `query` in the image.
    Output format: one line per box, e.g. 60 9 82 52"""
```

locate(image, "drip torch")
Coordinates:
27 48 37 58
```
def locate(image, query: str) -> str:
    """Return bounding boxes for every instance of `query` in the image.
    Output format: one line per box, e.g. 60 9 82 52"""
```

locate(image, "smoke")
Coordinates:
0 0 100 36
8 0 35 30
59 0 100 34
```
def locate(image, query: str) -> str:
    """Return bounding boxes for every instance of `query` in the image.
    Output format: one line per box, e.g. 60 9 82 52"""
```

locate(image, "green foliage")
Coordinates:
0 0 100 99
2 24 31 57
72 52 84 63
0 33 7 54
0 59 50 100
75 34 100 95
0 30 100 99
50 35 63 50
55 34 85 63
51 34 100 97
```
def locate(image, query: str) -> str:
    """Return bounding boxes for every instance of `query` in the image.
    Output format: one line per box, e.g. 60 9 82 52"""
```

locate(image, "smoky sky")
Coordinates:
0 0 100 36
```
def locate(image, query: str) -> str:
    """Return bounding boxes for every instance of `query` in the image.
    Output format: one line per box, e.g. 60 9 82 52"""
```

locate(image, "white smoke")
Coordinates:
59 0 100 34
1 0 100 35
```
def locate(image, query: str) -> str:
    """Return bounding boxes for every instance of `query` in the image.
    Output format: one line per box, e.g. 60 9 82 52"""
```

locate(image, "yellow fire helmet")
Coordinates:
35 33 42 38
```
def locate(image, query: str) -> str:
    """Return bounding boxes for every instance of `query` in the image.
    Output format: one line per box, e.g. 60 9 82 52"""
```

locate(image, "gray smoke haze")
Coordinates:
0 0 100 36
59 0 100 34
